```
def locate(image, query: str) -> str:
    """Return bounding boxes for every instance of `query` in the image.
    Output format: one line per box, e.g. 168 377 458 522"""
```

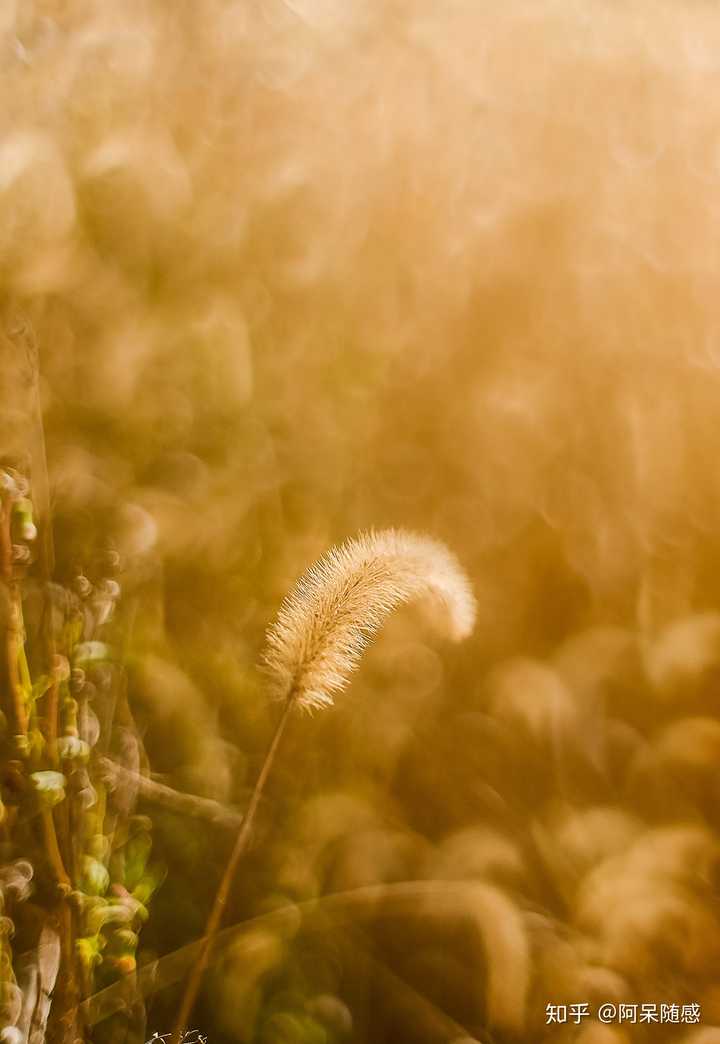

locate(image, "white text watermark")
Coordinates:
546 1003 700 1025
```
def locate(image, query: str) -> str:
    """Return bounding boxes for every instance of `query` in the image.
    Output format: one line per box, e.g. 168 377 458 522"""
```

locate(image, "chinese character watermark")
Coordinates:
545 1002 701 1026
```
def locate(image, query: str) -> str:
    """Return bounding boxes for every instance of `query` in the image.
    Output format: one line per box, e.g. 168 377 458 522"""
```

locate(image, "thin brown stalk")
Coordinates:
172 695 294 1039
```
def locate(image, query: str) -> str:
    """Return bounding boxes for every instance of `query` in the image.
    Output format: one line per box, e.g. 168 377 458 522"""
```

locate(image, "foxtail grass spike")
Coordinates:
263 529 477 712
173 529 475 1037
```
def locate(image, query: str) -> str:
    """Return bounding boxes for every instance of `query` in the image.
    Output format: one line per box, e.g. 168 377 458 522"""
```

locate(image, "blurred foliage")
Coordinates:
3 1 720 1042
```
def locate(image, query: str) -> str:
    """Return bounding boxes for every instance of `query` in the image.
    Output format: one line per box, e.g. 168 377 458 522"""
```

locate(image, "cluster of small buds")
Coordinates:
71 817 163 979
73 569 122 630
72 565 150 958
0 861 34 1043
1 471 162 1023
0 469 37 570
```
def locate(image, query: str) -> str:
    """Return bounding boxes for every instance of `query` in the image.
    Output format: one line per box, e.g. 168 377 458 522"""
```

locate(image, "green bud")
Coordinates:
76 934 104 970
30 771 66 807
81 856 110 896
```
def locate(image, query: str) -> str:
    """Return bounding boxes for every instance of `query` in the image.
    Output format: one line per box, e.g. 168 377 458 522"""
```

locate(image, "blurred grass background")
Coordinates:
4 1 720 1041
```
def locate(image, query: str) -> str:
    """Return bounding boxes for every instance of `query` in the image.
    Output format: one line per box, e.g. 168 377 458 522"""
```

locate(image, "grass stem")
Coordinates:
172 695 294 1038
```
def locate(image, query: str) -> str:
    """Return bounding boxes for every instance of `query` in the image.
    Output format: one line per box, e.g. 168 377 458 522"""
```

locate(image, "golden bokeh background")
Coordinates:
3 2 720 1041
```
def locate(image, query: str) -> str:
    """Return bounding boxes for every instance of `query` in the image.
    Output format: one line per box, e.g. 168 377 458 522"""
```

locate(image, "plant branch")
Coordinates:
97 758 244 830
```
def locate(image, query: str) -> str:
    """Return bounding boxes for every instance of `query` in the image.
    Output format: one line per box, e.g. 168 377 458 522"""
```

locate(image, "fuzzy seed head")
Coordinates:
262 529 476 712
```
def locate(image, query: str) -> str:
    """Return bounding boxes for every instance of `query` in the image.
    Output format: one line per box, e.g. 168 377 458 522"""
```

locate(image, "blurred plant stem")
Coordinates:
99 757 244 829
172 694 295 1038
0 493 28 736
